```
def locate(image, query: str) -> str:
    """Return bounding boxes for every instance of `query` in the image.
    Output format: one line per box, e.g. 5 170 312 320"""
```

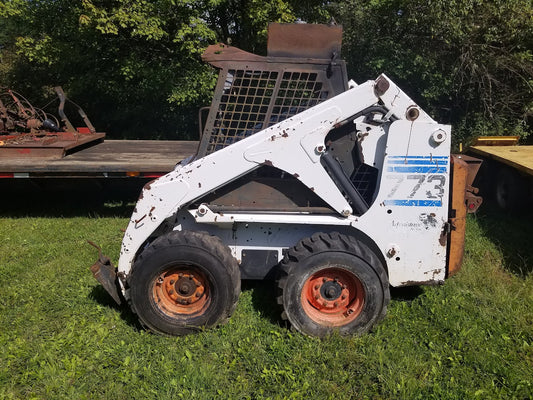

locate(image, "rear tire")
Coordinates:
129 230 240 335
495 167 526 210
278 232 389 337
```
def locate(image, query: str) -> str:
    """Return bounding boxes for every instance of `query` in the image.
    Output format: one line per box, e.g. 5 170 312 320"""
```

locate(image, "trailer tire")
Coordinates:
495 167 526 210
277 232 389 337
129 230 240 336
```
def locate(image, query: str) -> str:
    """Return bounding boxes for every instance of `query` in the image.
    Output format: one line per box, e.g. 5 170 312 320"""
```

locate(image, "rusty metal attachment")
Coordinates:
447 155 483 277
0 87 104 159
88 240 122 305
459 154 483 214
0 88 55 133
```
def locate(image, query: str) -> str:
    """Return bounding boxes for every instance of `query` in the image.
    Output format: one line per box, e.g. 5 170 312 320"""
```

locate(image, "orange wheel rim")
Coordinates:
301 267 365 327
152 266 210 316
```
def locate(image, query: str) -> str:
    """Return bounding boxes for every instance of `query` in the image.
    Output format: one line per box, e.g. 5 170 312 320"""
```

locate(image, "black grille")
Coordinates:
350 164 379 205
198 57 347 158
205 69 331 155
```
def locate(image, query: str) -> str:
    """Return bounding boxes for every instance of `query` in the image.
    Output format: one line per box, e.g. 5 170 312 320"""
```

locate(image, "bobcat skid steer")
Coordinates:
91 23 481 337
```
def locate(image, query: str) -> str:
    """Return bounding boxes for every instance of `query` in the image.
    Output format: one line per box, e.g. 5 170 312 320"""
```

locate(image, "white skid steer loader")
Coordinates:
91 23 481 337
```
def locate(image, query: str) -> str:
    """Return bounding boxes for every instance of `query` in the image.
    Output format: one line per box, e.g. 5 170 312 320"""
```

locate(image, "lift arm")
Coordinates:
116 75 432 280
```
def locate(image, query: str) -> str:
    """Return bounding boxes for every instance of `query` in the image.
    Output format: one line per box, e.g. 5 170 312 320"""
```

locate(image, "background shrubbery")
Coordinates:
1 0 531 147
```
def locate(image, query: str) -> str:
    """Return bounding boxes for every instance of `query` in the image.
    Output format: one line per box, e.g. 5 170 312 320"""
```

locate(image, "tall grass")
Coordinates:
0 200 531 399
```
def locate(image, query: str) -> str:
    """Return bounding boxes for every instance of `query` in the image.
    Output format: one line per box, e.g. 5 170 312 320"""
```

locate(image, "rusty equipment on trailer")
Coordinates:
0 87 104 159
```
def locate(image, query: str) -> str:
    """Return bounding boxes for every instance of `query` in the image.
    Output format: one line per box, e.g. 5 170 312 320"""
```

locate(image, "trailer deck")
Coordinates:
469 145 533 176
0 140 198 178
468 135 533 177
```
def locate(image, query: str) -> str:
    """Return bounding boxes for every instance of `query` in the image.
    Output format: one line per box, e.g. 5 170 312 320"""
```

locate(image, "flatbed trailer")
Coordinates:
2 86 198 185
0 140 198 179
0 140 199 203
468 136 533 209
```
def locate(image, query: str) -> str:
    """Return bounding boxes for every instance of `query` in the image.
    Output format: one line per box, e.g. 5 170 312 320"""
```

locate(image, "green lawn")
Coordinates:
0 199 531 399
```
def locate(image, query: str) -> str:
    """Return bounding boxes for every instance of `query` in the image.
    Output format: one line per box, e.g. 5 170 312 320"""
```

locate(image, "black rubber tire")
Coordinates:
129 230 240 335
277 232 389 337
495 167 527 210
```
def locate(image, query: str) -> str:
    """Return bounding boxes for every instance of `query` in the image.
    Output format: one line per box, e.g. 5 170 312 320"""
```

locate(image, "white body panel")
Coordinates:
117 74 452 296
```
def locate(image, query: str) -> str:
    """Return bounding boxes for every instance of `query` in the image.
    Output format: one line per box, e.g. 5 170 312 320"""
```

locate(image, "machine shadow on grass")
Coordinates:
89 285 144 331
88 279 287 333
0 178 143 218
244 279 425 326
89 277 425 335
244 280 286 326
475 201 533 277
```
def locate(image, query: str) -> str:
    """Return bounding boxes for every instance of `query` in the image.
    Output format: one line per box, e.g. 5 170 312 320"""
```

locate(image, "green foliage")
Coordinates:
0 0 531 143
0 0 329 139
0 199 532 399
0 0 24 18
0 0 222 139
206 0 297 53
334 0 533 147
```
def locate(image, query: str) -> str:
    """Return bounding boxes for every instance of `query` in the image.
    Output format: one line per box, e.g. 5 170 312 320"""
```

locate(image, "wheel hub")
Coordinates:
320 280 342 301
301 267 365 326
153 268 209 315
176 277 196 297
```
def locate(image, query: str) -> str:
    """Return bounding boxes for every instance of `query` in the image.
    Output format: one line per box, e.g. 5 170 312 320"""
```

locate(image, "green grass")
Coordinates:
0 200 532 399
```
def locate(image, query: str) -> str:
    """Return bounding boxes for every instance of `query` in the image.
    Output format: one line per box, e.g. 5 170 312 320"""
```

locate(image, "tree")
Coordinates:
334 0 533 146
3 1 529 145
1 0 221 139
0 0 329 139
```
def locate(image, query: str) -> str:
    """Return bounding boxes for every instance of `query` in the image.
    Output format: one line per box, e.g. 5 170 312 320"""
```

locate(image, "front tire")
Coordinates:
278 232 389 337
129 230 240 335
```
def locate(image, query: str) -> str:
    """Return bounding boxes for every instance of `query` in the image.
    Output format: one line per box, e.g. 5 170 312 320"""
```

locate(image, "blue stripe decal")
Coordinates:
387 166 447 173
388 156 449 160
387 159 448 165
384 199 442 207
